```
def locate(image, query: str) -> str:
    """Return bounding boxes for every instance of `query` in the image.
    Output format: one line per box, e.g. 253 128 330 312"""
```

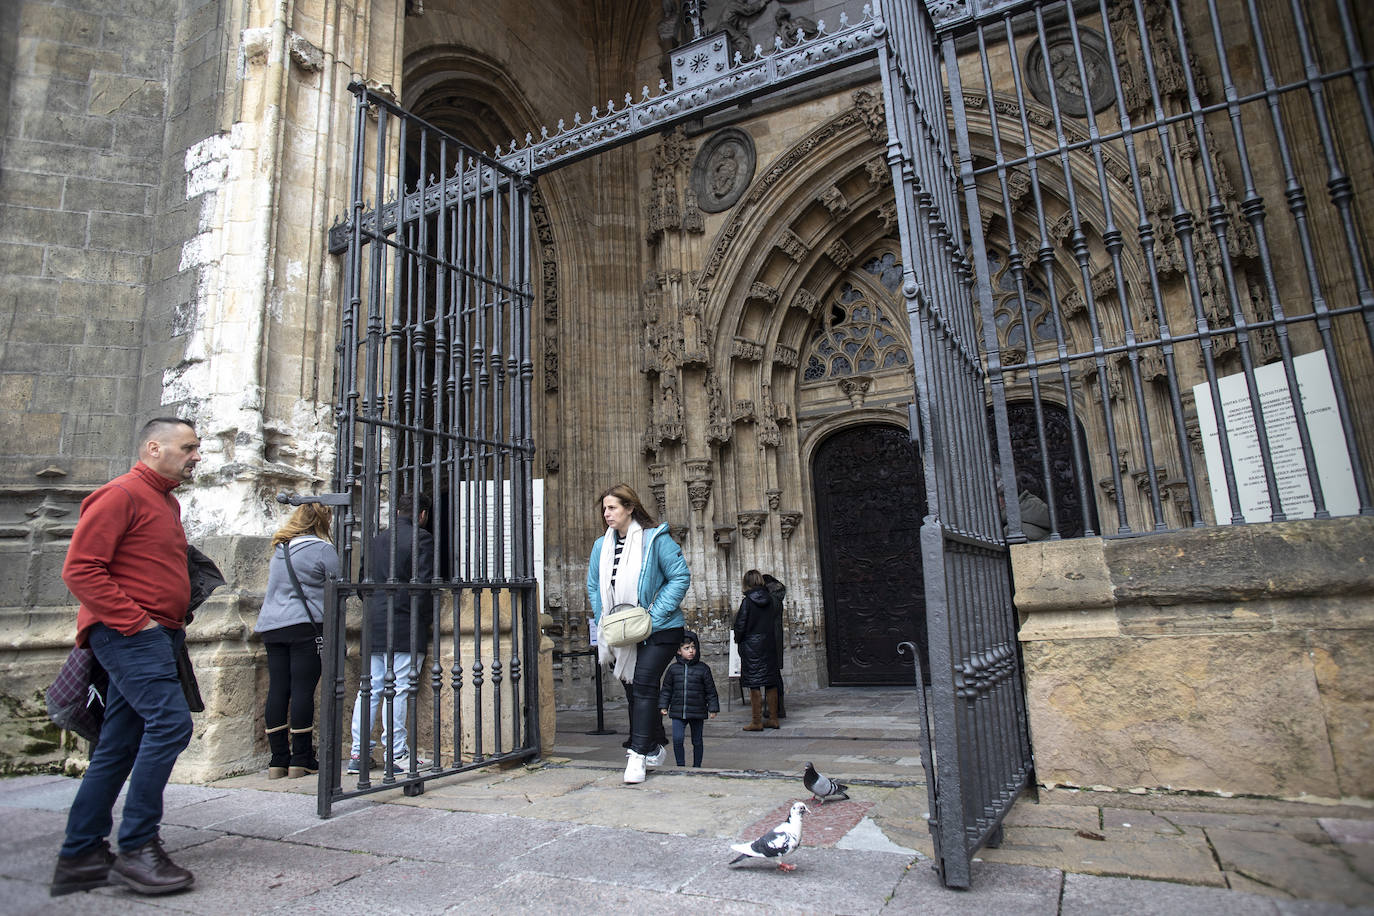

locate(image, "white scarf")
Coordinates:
597 521 645 682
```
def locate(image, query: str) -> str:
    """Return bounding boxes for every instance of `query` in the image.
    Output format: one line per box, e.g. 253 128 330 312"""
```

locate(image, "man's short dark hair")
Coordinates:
395 493 431 518
139 417 195 445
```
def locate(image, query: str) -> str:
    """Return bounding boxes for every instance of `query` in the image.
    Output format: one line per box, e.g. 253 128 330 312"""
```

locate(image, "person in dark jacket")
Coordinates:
657 631 720 767
733 568 781 731
762 573 786 719
348 493 434 775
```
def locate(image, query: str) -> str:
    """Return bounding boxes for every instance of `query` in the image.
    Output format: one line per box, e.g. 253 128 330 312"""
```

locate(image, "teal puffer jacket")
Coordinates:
586 523 690 633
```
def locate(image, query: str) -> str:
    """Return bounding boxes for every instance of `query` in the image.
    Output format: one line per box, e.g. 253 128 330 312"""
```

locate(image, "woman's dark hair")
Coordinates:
597 483 656 528
743 568 765 590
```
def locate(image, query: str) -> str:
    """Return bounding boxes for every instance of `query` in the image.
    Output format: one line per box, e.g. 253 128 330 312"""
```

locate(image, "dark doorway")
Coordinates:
999 400 1100 539
813 424 928 685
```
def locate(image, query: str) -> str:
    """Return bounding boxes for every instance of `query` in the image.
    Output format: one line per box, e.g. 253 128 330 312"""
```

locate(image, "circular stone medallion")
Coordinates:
1025 26 1116 118
690 127 756 214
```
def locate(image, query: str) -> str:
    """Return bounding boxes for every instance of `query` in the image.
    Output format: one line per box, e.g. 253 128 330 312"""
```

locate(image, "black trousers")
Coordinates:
628 628 682 756
263 629 321 736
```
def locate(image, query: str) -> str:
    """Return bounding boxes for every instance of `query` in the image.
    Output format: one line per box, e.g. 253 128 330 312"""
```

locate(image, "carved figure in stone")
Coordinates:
659 0 684 50
711 146 740 198
773 7 818 47
716 0 769 57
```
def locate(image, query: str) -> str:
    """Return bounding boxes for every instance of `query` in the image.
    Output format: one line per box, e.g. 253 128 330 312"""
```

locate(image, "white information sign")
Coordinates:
1193 350 1357 523
455 477 544 584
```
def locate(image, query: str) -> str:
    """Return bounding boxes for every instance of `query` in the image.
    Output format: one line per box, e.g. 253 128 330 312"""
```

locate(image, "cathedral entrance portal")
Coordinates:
813 424 928 686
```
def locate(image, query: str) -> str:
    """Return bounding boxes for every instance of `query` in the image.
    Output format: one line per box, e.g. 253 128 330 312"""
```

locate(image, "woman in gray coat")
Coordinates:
255 504 340 778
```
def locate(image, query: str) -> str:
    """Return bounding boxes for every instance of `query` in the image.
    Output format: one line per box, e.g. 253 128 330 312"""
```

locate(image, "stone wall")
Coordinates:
1 0 184 488
1015 517 1374 801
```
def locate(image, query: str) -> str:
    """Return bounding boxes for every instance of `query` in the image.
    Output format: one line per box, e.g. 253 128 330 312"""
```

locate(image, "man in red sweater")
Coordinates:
50 417 202 898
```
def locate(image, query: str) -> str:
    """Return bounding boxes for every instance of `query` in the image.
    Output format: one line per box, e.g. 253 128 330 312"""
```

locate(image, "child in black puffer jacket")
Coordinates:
657 631 720 767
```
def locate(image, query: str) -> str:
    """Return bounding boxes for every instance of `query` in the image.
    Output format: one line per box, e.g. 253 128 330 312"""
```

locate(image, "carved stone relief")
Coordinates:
819 185 850 216
747 281 779 304
826 239 855 270
544 334 559 392
690 126 756 213
791 288 821 317
776 228 808 262
1025 26 1116 118
737 510 767 539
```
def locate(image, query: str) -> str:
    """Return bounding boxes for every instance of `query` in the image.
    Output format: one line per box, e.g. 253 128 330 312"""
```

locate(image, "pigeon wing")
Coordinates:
753 826 791 857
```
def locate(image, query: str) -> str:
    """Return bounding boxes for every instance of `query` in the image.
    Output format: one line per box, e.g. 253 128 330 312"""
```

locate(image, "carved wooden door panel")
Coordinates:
813 424 928 685
1000 401 1101 539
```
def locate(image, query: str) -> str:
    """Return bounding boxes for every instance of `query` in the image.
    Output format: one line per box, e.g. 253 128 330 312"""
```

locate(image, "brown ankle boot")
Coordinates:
764 687 780 728
742 689 763 731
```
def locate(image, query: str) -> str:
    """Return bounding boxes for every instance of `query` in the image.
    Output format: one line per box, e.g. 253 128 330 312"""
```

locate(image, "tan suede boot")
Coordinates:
742 689 763 731
764 687 780 728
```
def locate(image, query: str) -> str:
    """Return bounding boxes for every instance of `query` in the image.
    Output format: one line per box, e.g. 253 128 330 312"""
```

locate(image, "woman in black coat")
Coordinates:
733 568 781 730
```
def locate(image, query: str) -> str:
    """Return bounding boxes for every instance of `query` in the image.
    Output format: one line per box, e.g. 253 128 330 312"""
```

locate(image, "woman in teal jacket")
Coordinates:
587 482 690 784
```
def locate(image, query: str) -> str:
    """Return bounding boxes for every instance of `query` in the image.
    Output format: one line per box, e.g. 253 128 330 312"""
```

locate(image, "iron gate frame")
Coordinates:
322 0 1034 884
317 84 540 816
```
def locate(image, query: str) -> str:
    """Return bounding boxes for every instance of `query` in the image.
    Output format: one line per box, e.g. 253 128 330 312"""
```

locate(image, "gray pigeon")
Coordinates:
728 801 809 871
803 761 849 804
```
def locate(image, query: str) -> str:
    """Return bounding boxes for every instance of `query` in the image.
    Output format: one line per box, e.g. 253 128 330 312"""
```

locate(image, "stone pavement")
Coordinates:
2 686 1372 914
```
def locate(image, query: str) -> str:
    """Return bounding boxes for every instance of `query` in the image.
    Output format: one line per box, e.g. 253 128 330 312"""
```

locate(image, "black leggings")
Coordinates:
628 629 682 755
264 635 321 733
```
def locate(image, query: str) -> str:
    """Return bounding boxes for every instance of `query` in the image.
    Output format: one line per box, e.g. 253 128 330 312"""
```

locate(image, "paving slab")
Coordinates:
0 808 68 880
1062 872 1287 915
0 874 168 916
278 858 515 914
977 823 1226 885
0 775 80 812
689 845 912 914
160 786 338 839
883 860 1065 915
456 871 804 915
1208 825 1374 908
132 833 389 915
508 823 723 892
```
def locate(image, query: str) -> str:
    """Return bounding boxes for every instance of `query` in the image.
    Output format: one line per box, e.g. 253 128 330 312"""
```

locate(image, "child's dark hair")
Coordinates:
681 630 700 651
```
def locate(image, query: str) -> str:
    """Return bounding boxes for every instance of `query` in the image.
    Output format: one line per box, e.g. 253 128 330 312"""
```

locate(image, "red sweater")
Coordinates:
63 462 191 647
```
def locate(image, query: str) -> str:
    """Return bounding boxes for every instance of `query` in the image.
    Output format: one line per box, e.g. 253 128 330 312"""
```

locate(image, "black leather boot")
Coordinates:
50 842 115 896
110 838 194 895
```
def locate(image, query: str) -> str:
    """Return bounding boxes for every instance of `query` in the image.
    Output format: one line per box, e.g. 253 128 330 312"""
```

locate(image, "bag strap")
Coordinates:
280 543 323 636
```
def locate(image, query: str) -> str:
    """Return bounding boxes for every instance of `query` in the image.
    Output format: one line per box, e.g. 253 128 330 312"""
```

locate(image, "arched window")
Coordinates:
802 254 911 381
987 250 1056 354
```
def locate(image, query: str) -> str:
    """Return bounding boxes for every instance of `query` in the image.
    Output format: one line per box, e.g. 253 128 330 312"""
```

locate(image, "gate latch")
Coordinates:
276 491 352 507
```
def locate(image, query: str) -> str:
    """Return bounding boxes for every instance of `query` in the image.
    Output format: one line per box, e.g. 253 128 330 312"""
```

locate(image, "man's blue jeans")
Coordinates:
350 652 416 758
60 624 193 856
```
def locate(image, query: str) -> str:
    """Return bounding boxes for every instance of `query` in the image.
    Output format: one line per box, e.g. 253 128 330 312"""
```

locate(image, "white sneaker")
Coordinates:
644 744 667 768
624 750 646 784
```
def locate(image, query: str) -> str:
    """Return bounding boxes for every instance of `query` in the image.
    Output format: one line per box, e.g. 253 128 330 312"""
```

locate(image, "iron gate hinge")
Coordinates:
276 491 352 507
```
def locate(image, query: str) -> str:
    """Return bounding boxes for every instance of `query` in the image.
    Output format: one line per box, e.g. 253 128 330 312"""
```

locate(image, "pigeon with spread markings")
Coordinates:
728 801 809 871
803 761 849 804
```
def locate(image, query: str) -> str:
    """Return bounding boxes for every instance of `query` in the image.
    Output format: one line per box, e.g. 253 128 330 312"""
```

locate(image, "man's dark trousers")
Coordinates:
60 624 193 856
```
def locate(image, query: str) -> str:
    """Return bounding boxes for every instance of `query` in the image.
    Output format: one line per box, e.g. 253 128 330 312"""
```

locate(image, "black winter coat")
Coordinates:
366 516 434 656
733 586 781 689
658 655 720 720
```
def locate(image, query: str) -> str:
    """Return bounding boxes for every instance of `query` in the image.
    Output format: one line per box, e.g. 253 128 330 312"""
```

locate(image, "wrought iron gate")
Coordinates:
315 83 538 815
879 2 1034 889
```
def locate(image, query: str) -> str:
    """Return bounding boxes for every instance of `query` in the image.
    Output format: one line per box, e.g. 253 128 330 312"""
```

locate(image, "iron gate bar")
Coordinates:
322 79 538 816
879 0 1035 888
950 0 1372 538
